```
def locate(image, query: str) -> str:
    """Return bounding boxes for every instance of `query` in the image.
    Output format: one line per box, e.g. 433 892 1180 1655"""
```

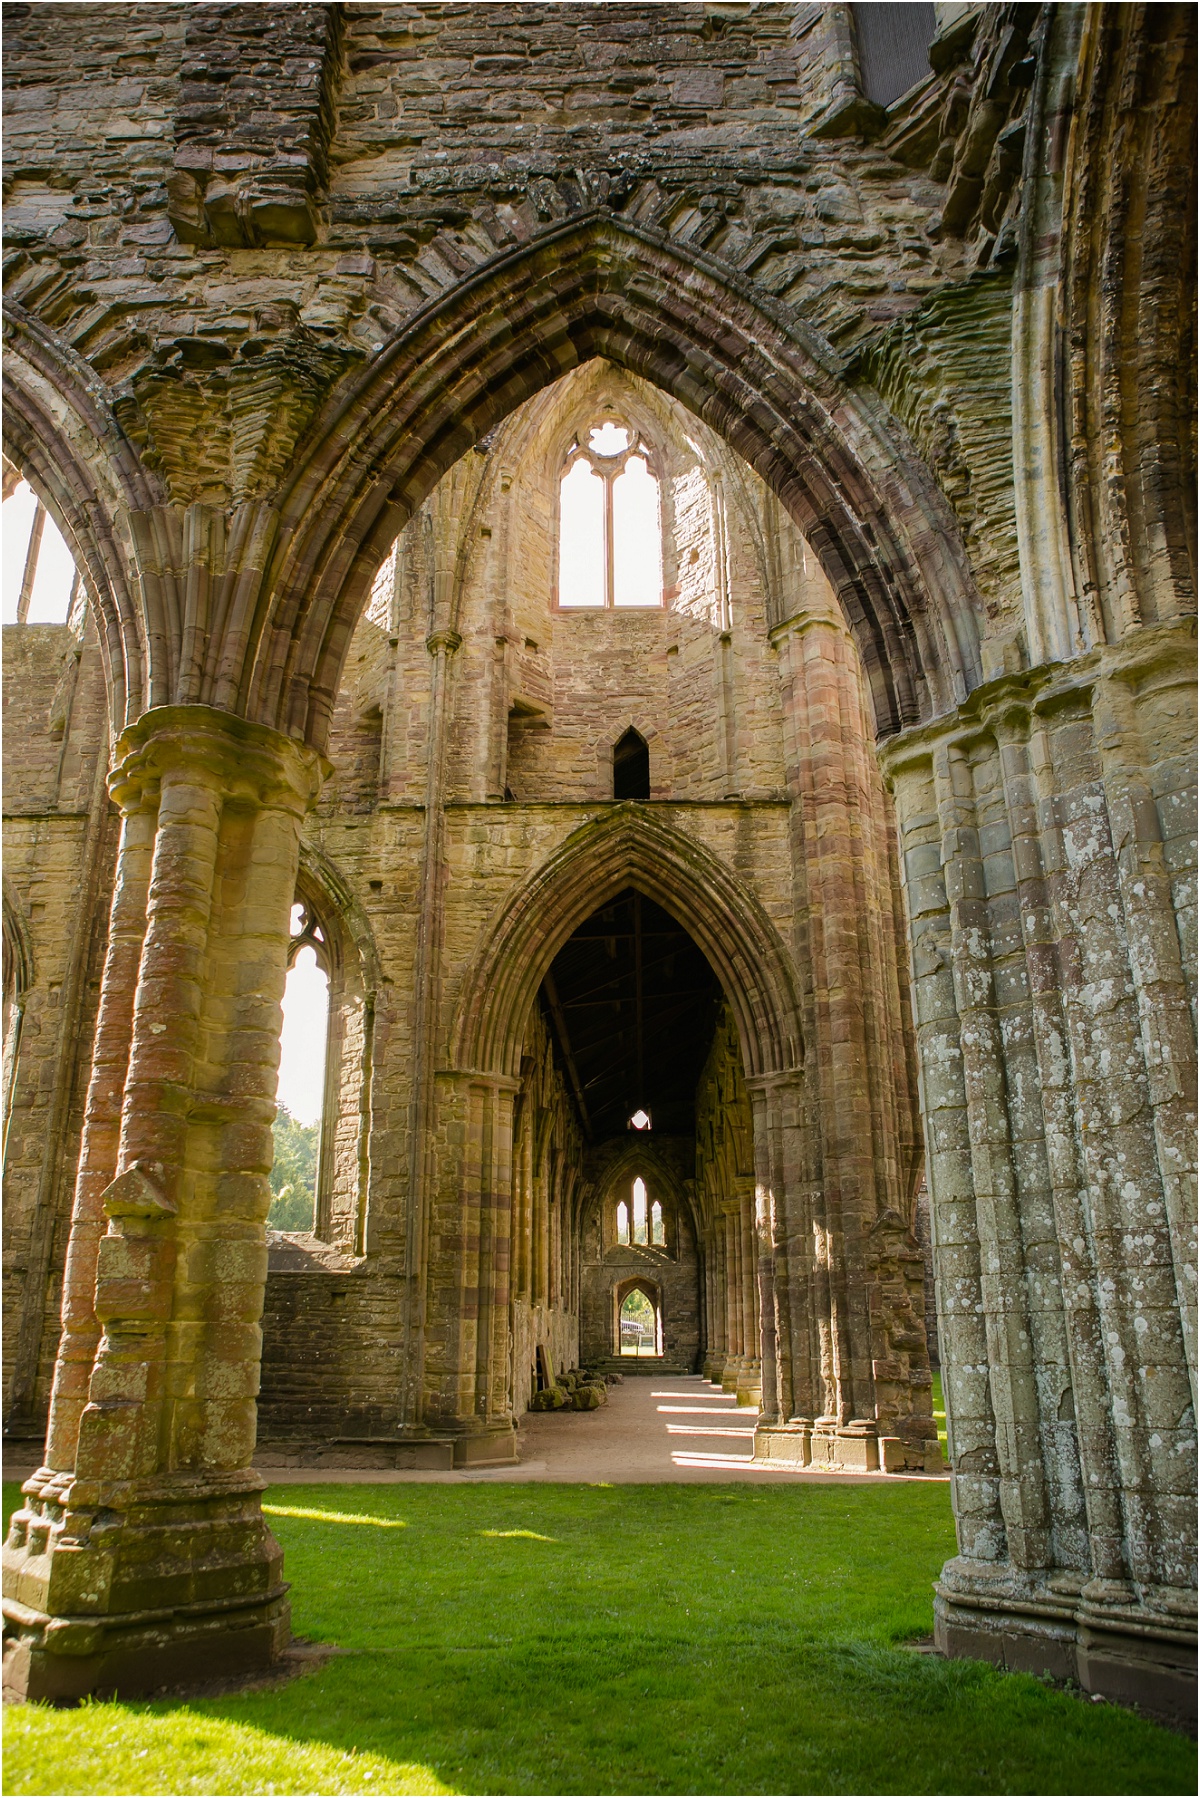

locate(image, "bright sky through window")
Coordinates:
617 1200 630 1245
588 421 630 455
558 459 605 607
633 1175 648 1245
3 481 79 624
558 423 662 608
612 457 661 606
276 945 328 1126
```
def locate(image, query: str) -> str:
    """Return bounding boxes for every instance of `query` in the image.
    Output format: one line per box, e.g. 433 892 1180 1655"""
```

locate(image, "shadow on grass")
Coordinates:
4 1484 1194 1796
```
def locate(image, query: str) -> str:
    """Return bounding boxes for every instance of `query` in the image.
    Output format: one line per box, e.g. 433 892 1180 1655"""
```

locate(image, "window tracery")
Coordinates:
614 1176 666 1248
558 422 663 609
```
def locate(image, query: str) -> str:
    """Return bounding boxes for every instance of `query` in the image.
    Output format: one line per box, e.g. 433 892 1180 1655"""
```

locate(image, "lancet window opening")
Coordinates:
615 1175 666 1248
2 476 83 627
557 420 664 609
270 900 332 1235
2 893 33 1174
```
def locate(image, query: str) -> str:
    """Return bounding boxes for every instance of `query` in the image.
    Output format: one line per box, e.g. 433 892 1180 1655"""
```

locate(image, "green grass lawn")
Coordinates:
4 1481 1192 1796
932 1368 948 1458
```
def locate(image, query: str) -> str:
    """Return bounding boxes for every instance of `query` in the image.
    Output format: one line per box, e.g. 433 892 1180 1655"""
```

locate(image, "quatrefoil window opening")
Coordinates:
288 901 327 971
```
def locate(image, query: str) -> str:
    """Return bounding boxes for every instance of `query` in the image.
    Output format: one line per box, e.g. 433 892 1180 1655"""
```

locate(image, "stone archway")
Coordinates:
2 7 1193 1723
2 305 158 729
258 215 983 747
451 806 802 1087
614 1277 664 1361
419 802 922 1465
581 1144 702 1377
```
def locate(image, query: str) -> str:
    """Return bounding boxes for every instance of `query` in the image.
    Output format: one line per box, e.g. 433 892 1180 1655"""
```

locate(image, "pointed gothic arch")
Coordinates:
2 300 164 729
249 214 984 747
3 218 985 755
588 1137 697 1243
450 806 802 1088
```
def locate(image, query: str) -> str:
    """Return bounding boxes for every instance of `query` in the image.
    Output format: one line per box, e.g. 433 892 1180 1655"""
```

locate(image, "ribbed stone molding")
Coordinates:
882 624 1197 1724
3 706 325 1702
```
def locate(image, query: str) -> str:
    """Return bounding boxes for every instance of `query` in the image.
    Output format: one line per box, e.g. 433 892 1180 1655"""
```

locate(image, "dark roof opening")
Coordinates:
538 888 724 1141
613 728 650 800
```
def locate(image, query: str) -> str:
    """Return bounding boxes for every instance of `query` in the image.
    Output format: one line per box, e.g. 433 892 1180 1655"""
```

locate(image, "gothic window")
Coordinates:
269 902 331 1233
2 890 33 1172
558 423 663 609
613 728 650 800
2 479 81 626
631 1175 648 1244
616 1178 666 1248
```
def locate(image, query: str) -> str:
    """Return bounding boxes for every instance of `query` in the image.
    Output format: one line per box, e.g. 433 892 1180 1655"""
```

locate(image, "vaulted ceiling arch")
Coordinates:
2 301 163 729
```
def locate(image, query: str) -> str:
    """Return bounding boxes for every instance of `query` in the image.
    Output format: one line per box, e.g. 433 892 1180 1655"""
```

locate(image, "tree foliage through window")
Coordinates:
268 1104 319 1231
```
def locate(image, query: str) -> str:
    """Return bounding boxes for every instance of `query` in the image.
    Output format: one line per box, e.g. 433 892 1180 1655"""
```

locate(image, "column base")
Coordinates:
754 1419 812 1465
879 1435 942 1474
734 1359 762 1408
811 1419 879 1471
449 1424 518 1467
3 1468 291 1702
718 1356 761 1404
935 1562 1197 1728
754 1419 941 1473
3 1587 291 1703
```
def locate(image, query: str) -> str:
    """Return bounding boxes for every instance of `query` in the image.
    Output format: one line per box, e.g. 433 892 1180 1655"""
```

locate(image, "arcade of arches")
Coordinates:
1 1 1195 1728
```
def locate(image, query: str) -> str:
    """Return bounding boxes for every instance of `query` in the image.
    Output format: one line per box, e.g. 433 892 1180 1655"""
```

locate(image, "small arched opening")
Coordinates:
616 1278 663 1360
613 728 651 800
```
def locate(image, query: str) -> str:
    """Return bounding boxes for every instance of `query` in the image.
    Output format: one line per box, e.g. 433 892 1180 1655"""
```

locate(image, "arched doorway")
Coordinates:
423 760 935 1473
617 1281 662 1360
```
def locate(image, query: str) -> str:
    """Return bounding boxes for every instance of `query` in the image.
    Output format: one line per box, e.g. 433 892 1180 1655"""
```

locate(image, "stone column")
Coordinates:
734 1183 762 1407
424 1071 519 1467
750 1070 824 1466
883 626 1197 1723
3 705 323 1703
766 590 932 1468
702 1213 727 1383
39 795 158 1482
720 1201 743 1388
